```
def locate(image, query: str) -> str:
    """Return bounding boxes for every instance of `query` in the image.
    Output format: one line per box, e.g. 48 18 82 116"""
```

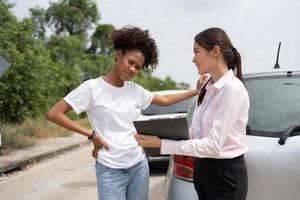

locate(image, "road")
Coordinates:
0 146 167 200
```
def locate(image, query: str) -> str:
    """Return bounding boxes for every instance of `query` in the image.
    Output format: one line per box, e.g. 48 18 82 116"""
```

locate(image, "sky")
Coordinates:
9 0 300 88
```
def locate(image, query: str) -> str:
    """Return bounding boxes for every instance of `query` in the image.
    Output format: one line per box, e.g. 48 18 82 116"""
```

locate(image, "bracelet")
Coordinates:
88 130 96 140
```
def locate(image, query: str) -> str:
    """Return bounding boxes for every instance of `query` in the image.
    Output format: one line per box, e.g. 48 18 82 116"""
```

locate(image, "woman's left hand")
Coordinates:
134 133 161 148
92 147 101 159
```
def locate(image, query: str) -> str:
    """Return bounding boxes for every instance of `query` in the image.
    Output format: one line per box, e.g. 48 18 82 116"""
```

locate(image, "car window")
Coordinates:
245 74 300 137
142 97 195 115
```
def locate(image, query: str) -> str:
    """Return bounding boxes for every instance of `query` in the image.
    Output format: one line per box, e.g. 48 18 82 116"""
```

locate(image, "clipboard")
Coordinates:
133 116 189 140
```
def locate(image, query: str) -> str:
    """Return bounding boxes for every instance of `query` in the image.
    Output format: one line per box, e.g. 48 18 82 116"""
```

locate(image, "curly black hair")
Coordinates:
112 26 159 70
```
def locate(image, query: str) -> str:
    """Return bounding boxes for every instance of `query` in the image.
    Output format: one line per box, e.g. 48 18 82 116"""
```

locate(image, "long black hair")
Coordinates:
196 27 243 105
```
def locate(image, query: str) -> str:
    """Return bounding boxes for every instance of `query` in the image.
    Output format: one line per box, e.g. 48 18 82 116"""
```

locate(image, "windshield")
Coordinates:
142 97 195 115
245 74 300 136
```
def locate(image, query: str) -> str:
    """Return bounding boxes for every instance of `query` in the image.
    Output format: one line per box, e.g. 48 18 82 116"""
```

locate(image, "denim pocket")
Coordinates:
95 161 110 176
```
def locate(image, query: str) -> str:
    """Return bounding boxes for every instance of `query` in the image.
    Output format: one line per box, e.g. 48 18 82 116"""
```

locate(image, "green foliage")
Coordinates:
0 0 189 124
87 23 115 56
29 6 47 41
0 13 56 122
80 54 114 79
0 0 15 25
177 82 190 90
48 35 84 68
45 0 99 36
133 71 189 91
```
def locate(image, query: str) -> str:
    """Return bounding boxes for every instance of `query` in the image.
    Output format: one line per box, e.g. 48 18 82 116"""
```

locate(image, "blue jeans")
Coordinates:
95 158 149 200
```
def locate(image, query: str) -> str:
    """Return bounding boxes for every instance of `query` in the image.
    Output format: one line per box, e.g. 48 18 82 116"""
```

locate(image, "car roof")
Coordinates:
244 69 300 79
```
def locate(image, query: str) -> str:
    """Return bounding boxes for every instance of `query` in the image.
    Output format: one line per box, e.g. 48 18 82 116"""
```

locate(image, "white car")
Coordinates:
163 70 300 200
137 90 196 162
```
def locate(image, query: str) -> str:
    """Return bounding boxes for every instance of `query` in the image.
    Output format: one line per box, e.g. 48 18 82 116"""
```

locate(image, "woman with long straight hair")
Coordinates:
135 27 249 200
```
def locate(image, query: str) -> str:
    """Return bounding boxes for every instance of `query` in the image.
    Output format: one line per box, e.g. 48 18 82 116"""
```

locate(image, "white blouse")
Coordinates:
161 70 250 159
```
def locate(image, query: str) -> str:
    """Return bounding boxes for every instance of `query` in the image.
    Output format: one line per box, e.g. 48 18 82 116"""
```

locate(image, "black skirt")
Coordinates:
193 155 248 200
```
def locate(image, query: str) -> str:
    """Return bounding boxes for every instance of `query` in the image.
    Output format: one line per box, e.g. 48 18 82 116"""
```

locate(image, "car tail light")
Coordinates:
171 155 194 182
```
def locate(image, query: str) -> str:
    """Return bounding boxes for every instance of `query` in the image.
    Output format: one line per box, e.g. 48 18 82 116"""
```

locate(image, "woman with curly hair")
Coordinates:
47 26 203 200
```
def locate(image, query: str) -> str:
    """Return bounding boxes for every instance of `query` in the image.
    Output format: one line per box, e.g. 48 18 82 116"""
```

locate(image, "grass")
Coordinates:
0 115 91 155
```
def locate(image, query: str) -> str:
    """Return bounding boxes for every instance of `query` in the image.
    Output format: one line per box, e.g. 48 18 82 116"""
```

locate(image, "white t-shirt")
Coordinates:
63 77 154 168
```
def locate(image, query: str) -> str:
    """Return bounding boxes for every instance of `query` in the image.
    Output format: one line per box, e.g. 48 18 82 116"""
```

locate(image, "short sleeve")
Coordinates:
63 80 92 114
134 83 154 110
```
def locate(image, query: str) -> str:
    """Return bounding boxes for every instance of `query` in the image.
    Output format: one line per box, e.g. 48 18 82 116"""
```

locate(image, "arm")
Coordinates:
46 100 109 151
151 75 209 106
136 88 248 158
47 99 91 137
151 90 198 106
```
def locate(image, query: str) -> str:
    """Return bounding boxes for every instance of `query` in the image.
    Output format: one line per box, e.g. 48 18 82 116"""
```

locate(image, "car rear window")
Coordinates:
245 74 300 137
141 98 194 115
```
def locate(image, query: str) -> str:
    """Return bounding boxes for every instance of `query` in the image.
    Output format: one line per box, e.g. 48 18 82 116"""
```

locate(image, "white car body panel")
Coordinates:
246 135 300 200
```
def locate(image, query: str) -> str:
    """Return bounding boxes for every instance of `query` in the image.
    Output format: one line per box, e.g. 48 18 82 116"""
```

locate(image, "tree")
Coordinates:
0 15 60 122
47 35 86 93
0 0 14 26
29 6 47 41
0 0 189 123
79 53 114 80
87 23 115 56
45 0 99 36
48 35 85 67
133 71 190 91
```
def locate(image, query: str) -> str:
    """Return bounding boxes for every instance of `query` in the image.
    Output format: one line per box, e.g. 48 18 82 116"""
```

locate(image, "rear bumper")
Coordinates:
165 176 198 200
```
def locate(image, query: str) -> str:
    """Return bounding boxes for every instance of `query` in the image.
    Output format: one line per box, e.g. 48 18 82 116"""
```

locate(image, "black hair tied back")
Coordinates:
227 46 237 70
